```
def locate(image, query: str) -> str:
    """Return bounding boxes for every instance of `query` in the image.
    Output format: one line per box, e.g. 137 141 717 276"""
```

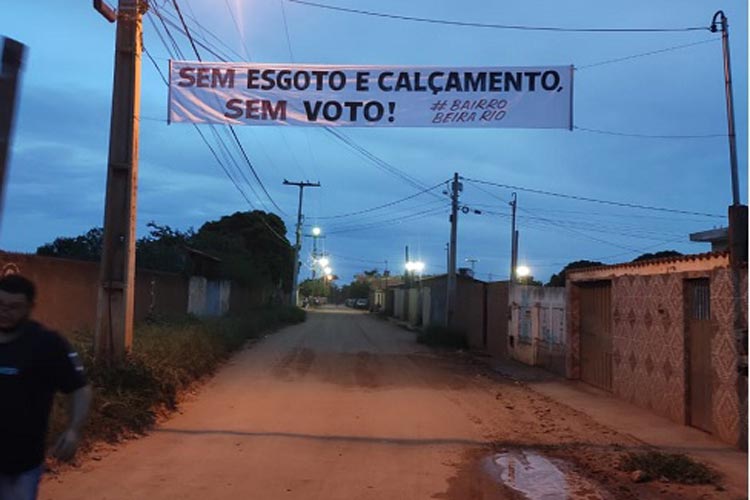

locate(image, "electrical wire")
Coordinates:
144 13 291 245
286 0 710 33
577 38 720 69
464 178 723 218
166 0 287 215
317 181 447 219
574 126 724 139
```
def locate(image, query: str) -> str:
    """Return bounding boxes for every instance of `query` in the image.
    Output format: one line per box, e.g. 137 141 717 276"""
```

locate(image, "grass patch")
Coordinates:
49 306 306 447
417 325 468 349
620 451 718 484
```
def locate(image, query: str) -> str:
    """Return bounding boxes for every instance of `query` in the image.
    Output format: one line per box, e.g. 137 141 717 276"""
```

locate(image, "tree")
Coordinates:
632 250 682 263
299 278 328 298
36 210 294 292
37 227 103 261
546 260 605 287
136 222 195 273
193 211 294 292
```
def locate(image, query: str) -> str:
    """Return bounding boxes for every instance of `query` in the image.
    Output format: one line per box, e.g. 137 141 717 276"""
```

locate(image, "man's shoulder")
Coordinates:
24 321 68 347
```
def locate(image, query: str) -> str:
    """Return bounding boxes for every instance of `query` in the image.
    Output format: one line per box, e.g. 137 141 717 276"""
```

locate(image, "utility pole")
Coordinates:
284 179 320 306
509 192 518 283
712 12 748 446
446 172 461 327
711 11 740 207
94 0 146 363
0 38 25 232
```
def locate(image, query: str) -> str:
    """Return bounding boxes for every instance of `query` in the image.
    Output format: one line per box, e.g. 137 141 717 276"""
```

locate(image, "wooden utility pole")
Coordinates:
446 172 460 327
0 38 25 230
94 0 145 362
284 179 320 306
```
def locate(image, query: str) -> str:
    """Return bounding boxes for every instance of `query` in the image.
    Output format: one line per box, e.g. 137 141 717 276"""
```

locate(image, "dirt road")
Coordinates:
41 308 733 499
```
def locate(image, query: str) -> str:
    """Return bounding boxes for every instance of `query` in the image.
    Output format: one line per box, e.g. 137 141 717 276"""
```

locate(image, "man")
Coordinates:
0 274 92 500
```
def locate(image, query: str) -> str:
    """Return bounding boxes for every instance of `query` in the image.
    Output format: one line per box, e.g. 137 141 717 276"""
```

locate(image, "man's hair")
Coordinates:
0 274 36 303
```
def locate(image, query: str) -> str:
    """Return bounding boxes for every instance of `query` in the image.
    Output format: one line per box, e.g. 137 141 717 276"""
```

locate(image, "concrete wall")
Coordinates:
407 288 421 326
0 252 190 336
393 289 406 320
568 258 747 448
507 285 566 374
486 282 509 358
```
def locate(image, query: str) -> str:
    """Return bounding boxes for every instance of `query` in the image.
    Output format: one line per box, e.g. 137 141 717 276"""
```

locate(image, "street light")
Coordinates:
516 265 531 278
312 226 322 236
318 257 330 268
324 266 333 276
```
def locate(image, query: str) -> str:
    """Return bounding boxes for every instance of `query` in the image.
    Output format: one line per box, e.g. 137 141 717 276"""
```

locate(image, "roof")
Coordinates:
185 246 222 262
568 251 730 276
689 227 729 243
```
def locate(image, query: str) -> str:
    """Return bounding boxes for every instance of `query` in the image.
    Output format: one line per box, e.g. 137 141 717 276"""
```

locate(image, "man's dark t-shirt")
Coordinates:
0 321 87 474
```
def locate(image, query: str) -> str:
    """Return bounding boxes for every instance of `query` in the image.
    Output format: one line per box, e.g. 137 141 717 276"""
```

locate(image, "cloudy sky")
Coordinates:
1 0 747 283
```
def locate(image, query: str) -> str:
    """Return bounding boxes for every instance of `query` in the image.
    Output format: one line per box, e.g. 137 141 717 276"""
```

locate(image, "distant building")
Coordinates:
690 227 729 252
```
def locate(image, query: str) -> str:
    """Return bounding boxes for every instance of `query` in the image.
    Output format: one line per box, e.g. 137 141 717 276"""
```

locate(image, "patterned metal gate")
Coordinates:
579 281 612 391
687 279 713 433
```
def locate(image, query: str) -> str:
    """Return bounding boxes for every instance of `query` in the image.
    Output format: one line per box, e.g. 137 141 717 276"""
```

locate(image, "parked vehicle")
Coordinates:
355 298 369 309
345 298 355 308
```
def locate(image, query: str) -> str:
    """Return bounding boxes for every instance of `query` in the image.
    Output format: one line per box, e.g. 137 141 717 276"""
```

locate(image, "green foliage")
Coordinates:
417 325 468 349
37 227 103 261
631 250 683 263
546 260 605 287
136 222 194 273
49 307 306 446
36 211 295 293
620 451 717 484
193 211 293 291
299 278 328 298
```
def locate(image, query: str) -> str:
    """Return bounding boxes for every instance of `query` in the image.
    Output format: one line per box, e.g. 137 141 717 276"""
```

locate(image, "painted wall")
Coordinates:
507 285 566 374
568 257 747 448
0 252 189 335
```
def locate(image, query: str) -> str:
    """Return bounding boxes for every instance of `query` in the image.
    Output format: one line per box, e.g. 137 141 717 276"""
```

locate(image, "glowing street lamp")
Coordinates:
312 226 322 236
516 265 531 278
324 266 333 276
318 257 330 268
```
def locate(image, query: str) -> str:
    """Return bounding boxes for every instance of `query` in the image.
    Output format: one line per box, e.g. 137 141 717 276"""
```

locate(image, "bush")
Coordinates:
620 451 718 484
417 325 468 349
49 306 306 447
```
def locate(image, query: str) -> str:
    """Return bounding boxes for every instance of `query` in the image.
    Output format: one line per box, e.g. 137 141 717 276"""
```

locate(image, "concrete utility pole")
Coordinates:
0 38 25 232
711 11 741 207
509 192 518 283
284 180 320 306
94 0 146 363
446 172 461 327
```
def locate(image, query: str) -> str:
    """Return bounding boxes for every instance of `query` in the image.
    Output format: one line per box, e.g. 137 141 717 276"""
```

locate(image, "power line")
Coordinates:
224 0 253 61
577 38 720 69
464 178 723 218
279 0 296 61
317 181 446 219
326 207 446 235
166 0 287 215
574 126 725 139
144 11 291 245
286 0 709 33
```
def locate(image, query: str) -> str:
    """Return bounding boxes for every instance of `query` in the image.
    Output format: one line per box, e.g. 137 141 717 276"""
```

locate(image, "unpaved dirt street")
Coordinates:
42 308 734 499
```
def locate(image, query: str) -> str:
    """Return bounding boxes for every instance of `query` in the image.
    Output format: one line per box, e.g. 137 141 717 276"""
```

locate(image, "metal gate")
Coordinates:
579 282 612 391
686 279 713 433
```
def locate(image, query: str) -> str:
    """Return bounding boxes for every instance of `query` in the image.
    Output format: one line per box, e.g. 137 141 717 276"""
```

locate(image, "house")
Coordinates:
566 251 747 448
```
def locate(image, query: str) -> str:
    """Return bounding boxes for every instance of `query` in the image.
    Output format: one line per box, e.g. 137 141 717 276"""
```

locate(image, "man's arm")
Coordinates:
52 384 93 461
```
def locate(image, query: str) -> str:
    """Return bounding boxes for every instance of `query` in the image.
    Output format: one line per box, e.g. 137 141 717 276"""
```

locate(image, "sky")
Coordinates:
1 0 747 284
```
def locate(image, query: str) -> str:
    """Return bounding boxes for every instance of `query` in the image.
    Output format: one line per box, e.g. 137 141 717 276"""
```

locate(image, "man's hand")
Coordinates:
52 428 82 461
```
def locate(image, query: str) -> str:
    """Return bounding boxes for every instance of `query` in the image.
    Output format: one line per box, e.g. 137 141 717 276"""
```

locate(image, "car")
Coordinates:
345 298 355 308
355 298 369 309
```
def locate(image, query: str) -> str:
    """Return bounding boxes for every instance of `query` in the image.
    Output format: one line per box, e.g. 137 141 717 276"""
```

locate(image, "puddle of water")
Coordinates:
482 450 611 500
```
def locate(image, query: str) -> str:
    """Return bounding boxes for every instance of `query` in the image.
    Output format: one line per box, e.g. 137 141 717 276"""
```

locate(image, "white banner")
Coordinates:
169 61 573 129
